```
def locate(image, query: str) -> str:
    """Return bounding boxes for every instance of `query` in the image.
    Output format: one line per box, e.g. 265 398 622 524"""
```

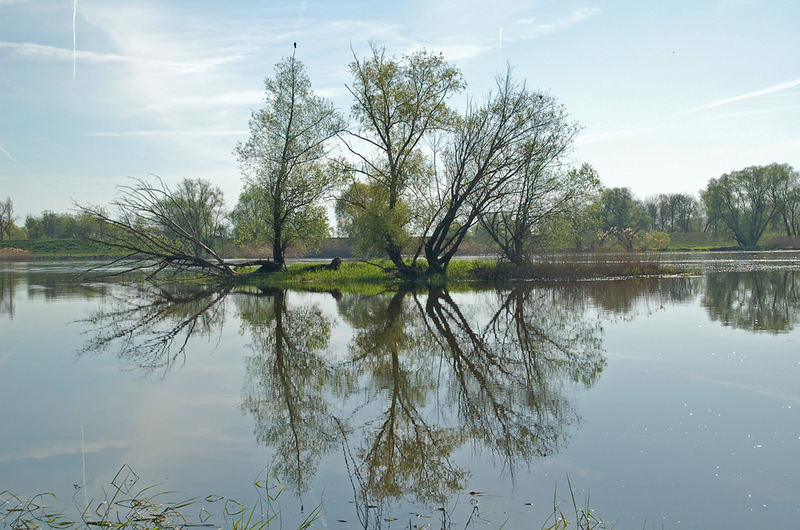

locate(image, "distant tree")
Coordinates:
597 187 650 251
234 54 345 267
161 178 226 259
672 193 700 233
0 197 14 240
24 215 43 239
644 193 700 233
767 163 800 236
702 164 784 248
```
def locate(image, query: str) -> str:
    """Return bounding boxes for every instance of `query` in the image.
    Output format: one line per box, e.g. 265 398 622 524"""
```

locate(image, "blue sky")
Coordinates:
1 0 798 217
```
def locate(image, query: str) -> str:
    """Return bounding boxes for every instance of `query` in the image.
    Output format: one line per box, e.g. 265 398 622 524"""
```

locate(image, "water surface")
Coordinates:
1 257 799 528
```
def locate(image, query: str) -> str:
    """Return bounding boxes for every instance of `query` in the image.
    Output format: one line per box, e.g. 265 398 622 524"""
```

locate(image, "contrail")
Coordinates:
498 26 503 71
692 77 800 112
72 0 78 80
0 142 23 167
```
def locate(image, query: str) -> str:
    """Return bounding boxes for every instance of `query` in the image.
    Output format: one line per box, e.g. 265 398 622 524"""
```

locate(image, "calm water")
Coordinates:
1 257 799 528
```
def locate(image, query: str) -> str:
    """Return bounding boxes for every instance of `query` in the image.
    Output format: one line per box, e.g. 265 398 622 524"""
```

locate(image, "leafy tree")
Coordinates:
643 193 700 233
335 181 413 257
701 164 783 248
767 163 800 236
343 44 464 272
597 187 649 251
234 54 345 267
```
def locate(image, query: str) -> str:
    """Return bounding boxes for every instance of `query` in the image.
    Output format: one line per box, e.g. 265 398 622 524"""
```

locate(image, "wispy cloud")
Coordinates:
0 41 240 73
576 127 654 146
87 130 247 138
404 41 493 62
517 7 600 38
692 77 800 112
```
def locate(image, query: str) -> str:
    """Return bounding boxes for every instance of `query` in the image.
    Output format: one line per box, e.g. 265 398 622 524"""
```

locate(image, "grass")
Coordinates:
540 476 612 530
2 467 616 529
0 238 126 258
218 254 688 294
0 465 320 530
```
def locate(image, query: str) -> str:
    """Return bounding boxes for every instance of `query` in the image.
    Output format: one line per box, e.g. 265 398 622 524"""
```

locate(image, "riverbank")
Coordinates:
225 257 687 292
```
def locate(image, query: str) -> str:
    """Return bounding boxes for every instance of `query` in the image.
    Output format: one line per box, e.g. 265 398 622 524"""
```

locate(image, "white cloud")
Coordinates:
692 77 800 112
576 127 654 146
87 130 247 138
0 41 240 74
517 7 600 38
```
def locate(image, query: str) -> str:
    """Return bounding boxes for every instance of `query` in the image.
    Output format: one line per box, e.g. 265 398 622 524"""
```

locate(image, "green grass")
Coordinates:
222 255 686 293
0 238 126 258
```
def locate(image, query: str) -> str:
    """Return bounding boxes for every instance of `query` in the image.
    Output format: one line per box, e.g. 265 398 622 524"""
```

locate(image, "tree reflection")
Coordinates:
336 290 467 526
702 270 800 333
326 286 607 526
1 268 111 318
237 289 355 496
79 282 230 375
0 270 16 317
424 286 605 467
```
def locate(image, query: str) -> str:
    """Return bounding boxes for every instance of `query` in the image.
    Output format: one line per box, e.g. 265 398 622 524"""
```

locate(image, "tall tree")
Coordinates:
342 44 464 272
701 164 783 248
422 73 577 272
234 53 345 267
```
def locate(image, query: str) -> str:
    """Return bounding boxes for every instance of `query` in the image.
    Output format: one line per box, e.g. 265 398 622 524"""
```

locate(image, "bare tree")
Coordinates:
79 177 237 277
423 72 582 273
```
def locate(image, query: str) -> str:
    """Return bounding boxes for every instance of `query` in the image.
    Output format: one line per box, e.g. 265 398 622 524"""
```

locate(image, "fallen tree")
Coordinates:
79 177 341 278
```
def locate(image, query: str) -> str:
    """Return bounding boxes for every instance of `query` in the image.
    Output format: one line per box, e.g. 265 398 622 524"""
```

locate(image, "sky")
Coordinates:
0 0 799 218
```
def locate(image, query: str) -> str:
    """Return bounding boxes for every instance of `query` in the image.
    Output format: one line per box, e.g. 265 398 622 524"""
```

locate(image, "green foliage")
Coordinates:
161 178 226 258
335 181 412 256
234 54 345 264
597 187 650 251
642 192 701 233
232 184 330 254
635 230 671 250
344 44 464 268
480 162 599 263
0 197 16 240
701 164 791 248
